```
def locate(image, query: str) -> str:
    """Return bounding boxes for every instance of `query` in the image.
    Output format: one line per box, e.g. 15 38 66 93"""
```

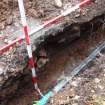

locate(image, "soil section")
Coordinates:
0 0 105 104
6 27 105 105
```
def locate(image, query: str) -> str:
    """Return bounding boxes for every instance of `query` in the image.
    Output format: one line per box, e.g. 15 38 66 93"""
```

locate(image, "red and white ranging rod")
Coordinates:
0 0 91 53
17 0 43 96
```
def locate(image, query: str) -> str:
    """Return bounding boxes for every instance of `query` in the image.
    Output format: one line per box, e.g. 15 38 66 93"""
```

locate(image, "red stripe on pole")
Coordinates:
0 37 22 53
23 26 30 44
28 57 37 68
29 57 35 68
43 15 62 28
32 76 37 83
34 61 37 68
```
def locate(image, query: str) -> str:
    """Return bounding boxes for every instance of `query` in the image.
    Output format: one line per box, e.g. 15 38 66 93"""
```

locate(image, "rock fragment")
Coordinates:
0 68 4 75
94 78 100 83
54 0 63 7
6 16 13 25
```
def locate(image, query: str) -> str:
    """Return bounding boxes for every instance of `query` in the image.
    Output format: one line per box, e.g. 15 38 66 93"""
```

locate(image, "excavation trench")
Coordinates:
1 14 105 105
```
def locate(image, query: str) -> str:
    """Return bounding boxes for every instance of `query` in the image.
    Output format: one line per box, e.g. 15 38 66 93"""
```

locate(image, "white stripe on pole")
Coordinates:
27 45 33 58
18 0 27 26
32 68 37 77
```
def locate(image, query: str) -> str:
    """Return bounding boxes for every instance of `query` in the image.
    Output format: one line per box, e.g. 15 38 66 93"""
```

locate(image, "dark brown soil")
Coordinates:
6 28 105 105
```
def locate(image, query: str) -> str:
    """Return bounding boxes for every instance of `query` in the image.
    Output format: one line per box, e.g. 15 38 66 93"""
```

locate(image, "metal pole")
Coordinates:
17 0 43 97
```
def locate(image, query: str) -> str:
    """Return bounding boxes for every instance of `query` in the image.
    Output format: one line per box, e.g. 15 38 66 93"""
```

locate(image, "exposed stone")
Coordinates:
71 81 78 87
94 78 100 83
0 68 4 75
0 22 5 30
54 0 63 7
6 16 13 25
73 95 80 100
4 39 8 43
75 13 80 18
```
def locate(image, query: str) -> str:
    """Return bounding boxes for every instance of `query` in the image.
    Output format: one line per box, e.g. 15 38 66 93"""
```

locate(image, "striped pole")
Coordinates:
0 0 91 53
17 0 43 97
